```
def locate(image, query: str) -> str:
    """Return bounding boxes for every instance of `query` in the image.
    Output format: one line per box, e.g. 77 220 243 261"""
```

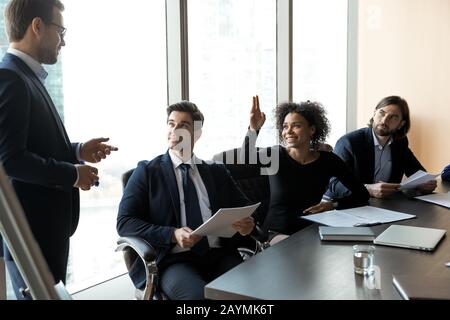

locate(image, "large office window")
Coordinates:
188 0 277 158
0 2 6 55
61 0 167 288
293 0 348 146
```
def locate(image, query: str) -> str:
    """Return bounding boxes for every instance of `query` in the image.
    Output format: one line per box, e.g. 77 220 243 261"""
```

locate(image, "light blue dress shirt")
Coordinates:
372 129 393 183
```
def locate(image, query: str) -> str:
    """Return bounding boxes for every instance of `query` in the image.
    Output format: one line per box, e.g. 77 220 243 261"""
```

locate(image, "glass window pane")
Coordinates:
0 1 7 56
188 0 277 157
293 0 348 146
62 0 167 288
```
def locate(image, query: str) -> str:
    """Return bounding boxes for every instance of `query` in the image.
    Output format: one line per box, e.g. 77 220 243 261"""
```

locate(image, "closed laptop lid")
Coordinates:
374 225 446 251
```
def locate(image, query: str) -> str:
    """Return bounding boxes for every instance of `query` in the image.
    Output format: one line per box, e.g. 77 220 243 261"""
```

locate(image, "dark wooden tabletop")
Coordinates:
205 181 450 300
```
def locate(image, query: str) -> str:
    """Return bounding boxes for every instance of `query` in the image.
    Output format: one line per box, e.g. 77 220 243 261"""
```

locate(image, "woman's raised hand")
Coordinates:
250 95 266 131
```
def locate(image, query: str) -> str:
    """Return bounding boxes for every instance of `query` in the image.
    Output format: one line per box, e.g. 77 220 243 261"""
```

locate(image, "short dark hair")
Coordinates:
275 101 330 149
166 101 204 127
368 95 410 139
5 0 65 42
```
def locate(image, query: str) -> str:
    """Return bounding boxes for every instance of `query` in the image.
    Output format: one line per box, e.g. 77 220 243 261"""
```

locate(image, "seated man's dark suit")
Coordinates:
117 152 251 299
327 127 425 198
0 53 80 297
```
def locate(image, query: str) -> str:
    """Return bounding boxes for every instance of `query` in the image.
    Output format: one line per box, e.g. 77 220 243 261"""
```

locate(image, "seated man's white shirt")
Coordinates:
169 150 221 253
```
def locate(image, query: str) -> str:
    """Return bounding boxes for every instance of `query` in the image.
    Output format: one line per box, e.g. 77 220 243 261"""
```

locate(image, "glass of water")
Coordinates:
353 245 375 275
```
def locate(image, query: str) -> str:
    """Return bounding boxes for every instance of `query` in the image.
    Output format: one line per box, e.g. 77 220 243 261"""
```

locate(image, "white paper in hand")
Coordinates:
191 202 260 237
400 170 439 190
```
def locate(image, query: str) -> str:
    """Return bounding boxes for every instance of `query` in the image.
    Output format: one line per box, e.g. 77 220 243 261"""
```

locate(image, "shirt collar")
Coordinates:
7 47 48 83
168 149 199 169
372 129 393 149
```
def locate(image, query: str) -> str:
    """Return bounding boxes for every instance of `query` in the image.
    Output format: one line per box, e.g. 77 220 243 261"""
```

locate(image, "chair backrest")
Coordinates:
122 169 135 190
212 148 270 235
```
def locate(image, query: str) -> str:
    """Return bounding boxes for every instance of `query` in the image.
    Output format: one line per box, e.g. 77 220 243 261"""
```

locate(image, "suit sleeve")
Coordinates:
0 70 77 188
442 164 450 181
331 155 370 209
71 143 82 162
402 138 426 177
325 136 354 199
117 162 174 250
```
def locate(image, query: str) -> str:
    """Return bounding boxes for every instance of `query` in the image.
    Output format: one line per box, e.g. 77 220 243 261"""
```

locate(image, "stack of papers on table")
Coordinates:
302 206 415 227
415 191 450 209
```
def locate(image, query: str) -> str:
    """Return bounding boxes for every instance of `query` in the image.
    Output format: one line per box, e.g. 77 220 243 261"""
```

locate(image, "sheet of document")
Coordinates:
191 202 260 237
301 206 415 227
399 170 439 190
415 191 450 209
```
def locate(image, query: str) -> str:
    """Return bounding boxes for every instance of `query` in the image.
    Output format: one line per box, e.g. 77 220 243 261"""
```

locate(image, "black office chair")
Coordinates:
211 147 271 257
116 235 162 300
116 148 271 299
116 169 166 300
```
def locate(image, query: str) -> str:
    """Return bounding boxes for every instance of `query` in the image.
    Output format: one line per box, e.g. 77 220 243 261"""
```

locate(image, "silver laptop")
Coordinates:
374 225 446 251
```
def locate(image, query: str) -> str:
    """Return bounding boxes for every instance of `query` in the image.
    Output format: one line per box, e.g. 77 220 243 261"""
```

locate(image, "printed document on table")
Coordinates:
415 192 450 209
191 202 260 237
301 206 415 227
399 170 439 190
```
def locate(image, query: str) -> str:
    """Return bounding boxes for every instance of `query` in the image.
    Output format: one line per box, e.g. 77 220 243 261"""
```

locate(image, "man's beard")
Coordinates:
39 47 58 65
374 124 396 136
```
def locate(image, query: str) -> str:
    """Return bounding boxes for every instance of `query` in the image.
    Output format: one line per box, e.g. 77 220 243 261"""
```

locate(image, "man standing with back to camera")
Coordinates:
0 0 117 299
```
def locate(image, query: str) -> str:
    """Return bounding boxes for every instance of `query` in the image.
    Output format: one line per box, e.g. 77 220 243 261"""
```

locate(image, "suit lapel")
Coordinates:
389 140 401 181
363 128 375 183
160 152 181 226
197 161 218 215
5 54 72 153
27 67 73 150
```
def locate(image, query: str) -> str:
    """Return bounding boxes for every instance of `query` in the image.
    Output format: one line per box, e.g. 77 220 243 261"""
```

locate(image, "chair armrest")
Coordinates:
116 236 160 300
116 236 157 263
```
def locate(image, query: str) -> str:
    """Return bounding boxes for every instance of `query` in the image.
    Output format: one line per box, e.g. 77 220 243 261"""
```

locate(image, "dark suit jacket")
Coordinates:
117 152 250 288
0 53 79 280
327 127 425 198
442 164 450 182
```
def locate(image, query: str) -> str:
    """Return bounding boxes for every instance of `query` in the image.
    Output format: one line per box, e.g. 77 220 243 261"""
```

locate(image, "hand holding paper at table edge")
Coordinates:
191 202 260 238
399 170 439 190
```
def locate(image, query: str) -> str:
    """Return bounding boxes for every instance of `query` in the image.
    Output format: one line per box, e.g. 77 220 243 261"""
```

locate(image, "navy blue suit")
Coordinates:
442 164 450 182
117 152 250 294
327 127 425 198
0 53 80 294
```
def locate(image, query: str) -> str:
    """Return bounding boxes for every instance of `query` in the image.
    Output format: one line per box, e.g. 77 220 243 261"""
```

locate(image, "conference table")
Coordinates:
205 182 450 300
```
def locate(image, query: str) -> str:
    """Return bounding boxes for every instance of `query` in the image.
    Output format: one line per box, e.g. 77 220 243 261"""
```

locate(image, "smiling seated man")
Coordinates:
117 101 255 300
